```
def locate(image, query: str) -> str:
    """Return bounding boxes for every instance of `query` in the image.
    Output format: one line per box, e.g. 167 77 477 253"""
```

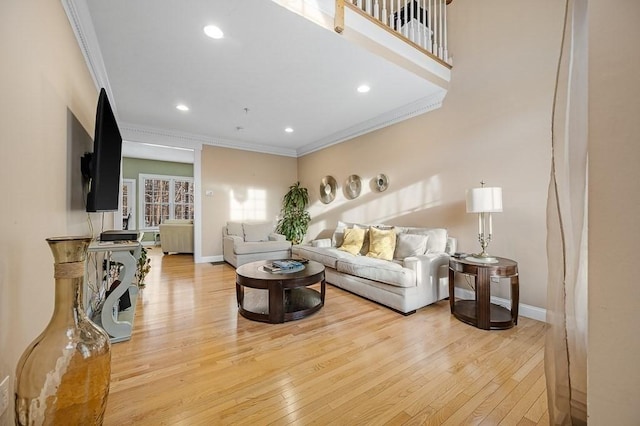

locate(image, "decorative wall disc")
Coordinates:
344 174 362 200
373 173 389 192
319 175 337 204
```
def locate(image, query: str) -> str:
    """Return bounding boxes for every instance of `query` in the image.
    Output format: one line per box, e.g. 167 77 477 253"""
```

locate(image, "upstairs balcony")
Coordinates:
337 0 452 66
274 0 452 92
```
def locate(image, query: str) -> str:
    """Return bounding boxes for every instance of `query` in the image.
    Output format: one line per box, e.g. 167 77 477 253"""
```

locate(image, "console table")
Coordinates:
448 256 519 330
88 240 141 342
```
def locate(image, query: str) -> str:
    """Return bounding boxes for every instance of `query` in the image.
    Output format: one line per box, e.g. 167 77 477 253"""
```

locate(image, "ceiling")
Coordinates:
70 0 447 157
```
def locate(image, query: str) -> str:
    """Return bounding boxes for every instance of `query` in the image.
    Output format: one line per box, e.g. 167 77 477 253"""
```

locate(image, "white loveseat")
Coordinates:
223 221 292 267
292 221 456 314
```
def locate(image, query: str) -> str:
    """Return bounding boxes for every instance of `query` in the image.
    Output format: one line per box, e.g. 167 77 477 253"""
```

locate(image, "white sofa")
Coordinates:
292 221 456 314
159 219 194 254
223 221 292 267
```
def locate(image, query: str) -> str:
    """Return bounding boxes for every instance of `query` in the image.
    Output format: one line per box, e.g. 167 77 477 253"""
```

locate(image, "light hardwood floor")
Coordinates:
104 250 548 425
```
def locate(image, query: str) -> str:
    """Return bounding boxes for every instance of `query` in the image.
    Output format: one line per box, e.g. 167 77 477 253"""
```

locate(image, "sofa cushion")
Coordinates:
366 227 396 260
338 227 366 255
355 224 370 255
406 228 448 253
336 256 415 288
394 233 429 259
233 240 291 255
333 222 398 255
311 238 332 248
292 245 354 269
268 233 286 242
331 220 351 247
243 222 273 242
226 221 244 238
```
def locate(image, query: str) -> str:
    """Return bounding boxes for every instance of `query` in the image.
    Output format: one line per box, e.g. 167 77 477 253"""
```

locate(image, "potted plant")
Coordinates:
135 246 151 287
276 181 310 245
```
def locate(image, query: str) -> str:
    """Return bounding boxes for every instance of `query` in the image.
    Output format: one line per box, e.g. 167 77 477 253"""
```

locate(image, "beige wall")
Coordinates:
588 0 640 422
3 0 636 422
200 146 298 258
298 0 564 309
0 0 103 422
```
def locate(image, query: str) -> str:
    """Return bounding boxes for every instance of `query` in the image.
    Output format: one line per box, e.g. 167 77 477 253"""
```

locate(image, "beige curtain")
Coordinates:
545 0 588 424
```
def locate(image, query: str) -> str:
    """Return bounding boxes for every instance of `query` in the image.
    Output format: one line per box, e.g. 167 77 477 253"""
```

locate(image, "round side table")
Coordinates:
448 256 519 330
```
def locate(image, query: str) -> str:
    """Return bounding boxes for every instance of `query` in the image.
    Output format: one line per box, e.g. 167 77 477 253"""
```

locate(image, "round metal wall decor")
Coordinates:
373 173 389 192
344 174 362 200
319 175 337 204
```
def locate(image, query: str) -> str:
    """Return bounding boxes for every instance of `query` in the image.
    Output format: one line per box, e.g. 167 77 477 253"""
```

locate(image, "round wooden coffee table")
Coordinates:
235 260 325 323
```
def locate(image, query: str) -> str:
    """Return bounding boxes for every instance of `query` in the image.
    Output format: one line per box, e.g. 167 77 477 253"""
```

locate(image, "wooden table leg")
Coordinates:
236 282 244 308
511 275 519 325
476 268 491 330
448 267 455 313
269 281 284 323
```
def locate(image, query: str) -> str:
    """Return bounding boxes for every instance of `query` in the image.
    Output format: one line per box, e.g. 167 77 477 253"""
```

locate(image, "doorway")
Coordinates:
121 178 136 230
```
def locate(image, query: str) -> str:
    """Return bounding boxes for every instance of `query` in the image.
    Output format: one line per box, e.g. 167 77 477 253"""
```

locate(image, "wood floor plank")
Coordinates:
102 251 548 425
480 361 546 425
524 390 549 424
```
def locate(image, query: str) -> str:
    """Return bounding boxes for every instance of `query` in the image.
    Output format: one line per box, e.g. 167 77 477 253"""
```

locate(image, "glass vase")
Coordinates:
15 236 111 425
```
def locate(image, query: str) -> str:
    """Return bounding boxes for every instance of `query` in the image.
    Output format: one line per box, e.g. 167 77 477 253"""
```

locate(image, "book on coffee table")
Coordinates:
272 260 302 269
263 260 305 273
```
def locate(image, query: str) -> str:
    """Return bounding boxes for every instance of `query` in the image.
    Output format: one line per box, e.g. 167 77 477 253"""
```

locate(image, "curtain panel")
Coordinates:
545 0 588 424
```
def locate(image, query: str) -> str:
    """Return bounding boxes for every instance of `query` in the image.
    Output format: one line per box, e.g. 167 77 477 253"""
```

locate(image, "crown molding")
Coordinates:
120 124 299 158
120 90 445 160
296 91 446 156
61 0 117 115
122 140 195 164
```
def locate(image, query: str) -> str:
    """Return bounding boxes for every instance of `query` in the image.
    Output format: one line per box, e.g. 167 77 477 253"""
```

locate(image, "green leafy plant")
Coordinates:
276 182 310 245
135 246 151 287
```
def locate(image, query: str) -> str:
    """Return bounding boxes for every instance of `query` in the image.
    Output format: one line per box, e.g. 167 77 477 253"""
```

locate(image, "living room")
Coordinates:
1 0 638 424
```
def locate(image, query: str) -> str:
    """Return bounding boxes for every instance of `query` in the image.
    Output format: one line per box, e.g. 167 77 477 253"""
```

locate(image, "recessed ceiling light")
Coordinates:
204 25 224 39
176 104 189 111
357 84 371 93
284 127 294 133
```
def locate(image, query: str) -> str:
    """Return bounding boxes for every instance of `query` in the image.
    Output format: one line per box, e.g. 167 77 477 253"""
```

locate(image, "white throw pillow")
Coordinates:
331 220 351 247
226 221 244 237
407 228 448 253
394 233 429 259
243 222 273 242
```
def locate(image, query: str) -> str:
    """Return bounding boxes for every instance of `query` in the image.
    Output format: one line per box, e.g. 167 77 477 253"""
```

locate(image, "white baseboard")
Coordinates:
197 254 223 264
454 288 546 323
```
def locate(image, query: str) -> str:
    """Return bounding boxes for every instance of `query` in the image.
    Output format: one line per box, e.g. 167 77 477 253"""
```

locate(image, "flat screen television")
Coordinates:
81 88 123 212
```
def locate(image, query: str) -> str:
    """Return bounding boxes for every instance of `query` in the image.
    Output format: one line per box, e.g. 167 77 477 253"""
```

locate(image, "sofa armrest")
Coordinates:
403 253 450 299
268 233 287 242
224 234 244 249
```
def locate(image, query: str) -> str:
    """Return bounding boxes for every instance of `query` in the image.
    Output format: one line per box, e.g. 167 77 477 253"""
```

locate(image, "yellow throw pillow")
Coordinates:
366 227 396 260
338 227 366 255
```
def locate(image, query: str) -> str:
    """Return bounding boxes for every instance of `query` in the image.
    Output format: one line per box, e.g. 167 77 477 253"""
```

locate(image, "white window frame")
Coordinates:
138 173 194 231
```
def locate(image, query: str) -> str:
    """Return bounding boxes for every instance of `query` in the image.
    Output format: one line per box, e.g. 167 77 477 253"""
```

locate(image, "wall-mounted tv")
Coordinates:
81 88 123 212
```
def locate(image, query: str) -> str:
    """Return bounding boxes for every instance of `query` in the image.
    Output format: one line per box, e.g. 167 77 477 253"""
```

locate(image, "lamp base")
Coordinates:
467 254 499 264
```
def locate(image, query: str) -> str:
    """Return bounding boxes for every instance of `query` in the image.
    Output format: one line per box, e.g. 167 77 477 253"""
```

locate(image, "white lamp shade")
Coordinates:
466 187 503 213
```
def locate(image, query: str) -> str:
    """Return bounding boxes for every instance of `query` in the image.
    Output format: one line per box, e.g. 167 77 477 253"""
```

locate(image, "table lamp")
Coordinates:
466 181 502 263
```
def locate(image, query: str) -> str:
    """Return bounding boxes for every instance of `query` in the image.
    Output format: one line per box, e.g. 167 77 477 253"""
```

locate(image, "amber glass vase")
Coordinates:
15 237 111 425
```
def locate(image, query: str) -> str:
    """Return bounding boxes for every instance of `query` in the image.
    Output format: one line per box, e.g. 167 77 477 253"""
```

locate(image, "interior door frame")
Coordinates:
119 178 136 230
